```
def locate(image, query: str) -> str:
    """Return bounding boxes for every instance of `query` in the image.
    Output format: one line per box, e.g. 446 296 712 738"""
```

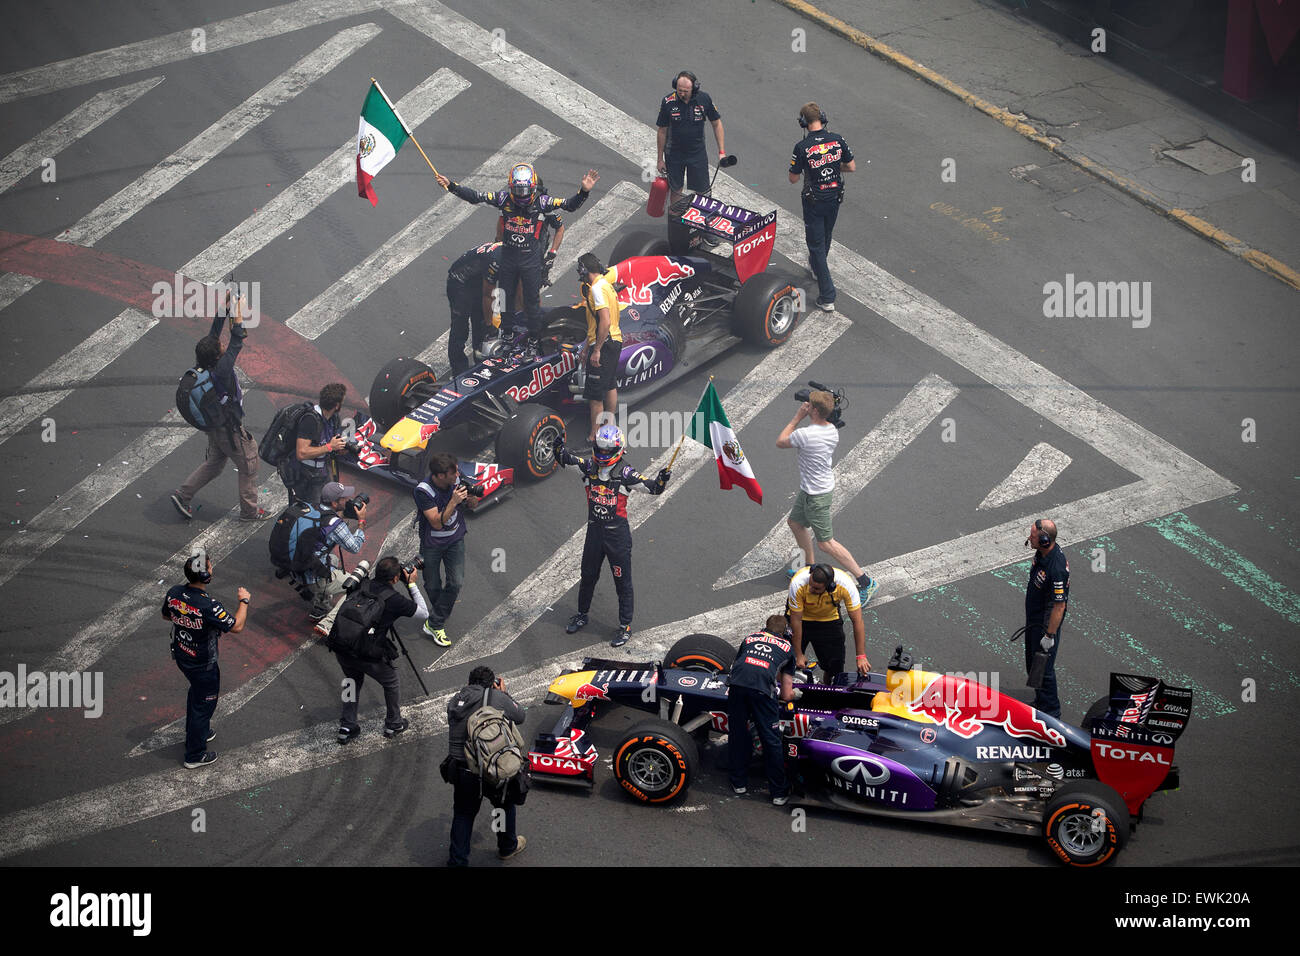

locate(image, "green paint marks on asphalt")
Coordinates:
1227 493 1300 556
988 566 1233 717
1090 535 1297 694
1148 512 1300 627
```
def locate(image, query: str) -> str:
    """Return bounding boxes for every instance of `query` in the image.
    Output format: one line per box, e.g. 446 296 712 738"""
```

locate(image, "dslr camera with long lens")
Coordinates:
401 555 424 577
342 493 370 520
341 559 372 592
794 380 847 429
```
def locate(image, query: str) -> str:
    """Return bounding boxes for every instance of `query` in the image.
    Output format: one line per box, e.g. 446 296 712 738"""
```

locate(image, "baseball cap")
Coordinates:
321 481 356 504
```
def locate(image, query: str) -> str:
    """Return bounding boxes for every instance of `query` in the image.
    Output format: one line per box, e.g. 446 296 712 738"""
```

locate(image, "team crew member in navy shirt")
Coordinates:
161 553 249 768
445 241 502 374
727 615 798 804
1024 518 1070 717
788 102 856 311
415 452 479 647
656 70 725 207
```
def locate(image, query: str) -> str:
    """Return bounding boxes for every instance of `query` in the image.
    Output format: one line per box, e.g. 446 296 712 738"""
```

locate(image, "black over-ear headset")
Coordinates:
810 563 836 589
1034 519 1051 548
673 71 700 97
189 550 212 584
798 106 829 129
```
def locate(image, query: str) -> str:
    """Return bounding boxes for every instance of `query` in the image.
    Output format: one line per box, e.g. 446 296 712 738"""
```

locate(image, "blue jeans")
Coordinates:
1025 623 1062 717
802 195 840 303
174 655 220 762
421 537 465 628
726 687 788 798
448 764 517 866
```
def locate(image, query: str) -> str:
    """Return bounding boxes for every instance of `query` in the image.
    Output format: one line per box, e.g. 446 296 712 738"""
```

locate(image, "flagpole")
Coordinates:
371 78 441 180
674 374 714 468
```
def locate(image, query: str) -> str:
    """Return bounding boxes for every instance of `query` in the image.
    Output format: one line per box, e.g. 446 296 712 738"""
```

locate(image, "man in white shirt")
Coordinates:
776 390 878 601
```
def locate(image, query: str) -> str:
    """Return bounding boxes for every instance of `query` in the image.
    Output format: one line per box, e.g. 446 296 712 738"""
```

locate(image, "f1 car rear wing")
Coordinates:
680 195 777 283
1089 674 1193 814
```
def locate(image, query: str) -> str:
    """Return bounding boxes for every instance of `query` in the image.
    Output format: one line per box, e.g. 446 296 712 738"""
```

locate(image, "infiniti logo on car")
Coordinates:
830 755 890 786
626 344 657 374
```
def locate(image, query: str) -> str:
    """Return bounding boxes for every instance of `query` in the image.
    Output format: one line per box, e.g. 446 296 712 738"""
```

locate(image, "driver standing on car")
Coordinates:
556 425 671 648
788 103 855 312
656 70 725 208
577 253 622 445
727 614 798 805
788 563 870 683
436 165 599 358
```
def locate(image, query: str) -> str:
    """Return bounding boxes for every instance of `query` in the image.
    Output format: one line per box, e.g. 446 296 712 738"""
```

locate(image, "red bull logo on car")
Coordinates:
506 348 579 402
884 671 1066 747
616 257 696 306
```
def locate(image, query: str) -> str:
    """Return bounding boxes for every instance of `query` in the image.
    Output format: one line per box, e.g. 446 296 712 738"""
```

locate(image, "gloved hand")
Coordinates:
1040 633 1056 652
657 468 671 483
554 435 566 465
541 250 557 288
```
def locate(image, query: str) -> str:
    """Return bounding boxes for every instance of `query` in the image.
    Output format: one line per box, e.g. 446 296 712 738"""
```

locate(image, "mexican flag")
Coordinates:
687 381 763 505
356 80 409 207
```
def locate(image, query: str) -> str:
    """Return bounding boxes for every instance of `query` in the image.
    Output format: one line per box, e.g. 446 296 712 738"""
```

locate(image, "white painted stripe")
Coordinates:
56 24 381 251
0 488 287 727
978 442 1073 510
286 125 557 340
0 309 158 446
715 373 959 589
0 77 163 194
429 308 853 671
0 411 198 590
0 0 382 105
413 179 647 375
192 69 469 282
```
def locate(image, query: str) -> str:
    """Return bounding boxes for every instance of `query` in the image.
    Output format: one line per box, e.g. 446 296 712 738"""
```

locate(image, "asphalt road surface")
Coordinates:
0 0 1296 870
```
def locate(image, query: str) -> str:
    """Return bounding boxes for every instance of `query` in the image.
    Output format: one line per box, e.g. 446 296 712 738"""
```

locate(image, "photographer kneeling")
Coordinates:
269 480 369 631
327 556 429 743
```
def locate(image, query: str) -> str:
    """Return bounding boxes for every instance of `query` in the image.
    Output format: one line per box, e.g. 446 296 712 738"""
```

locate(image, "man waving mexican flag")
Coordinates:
356 80 411 206
687 380 763 505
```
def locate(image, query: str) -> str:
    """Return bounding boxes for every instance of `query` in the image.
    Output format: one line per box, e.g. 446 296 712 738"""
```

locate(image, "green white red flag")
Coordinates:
356 80 409 206
686 381 762 505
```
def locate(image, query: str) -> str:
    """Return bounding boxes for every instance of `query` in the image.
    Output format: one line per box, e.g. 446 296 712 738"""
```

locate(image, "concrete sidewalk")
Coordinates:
776 0 1300 290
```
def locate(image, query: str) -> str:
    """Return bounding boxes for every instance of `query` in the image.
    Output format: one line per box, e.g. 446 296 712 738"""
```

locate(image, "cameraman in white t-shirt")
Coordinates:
776 390 878 601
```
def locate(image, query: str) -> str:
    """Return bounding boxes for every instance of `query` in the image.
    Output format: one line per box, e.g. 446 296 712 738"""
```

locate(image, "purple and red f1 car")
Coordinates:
531 636 1192 867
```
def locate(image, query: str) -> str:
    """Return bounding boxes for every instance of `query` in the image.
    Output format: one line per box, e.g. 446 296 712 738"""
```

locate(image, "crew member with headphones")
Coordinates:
161 551 250 769
788 102 856 312
1024 518 1069 717
787 562 870 684
656 69 725 207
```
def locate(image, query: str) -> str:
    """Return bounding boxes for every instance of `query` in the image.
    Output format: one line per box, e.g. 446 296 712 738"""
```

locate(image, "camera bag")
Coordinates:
176 367 229 432
268 502 327 574
327 584 396 660
465 688 526 793
258 402 320 467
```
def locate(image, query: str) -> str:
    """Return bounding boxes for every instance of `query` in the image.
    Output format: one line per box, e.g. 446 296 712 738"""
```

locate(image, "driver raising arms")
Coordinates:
788 563 870 683
436 164 599 357
556 425 671 648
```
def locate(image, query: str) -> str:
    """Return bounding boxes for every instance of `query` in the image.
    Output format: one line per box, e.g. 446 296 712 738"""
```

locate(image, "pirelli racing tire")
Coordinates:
1043 781 1129 867
609 230 672 266
369 357 438 433
495 403 565 481
1081 695 1111 729
665 633 736 674
613 719 700 805
731 272 799 348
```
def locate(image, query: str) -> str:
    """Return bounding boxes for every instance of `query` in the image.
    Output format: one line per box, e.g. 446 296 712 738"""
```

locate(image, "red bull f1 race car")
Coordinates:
530 637 1192 867
335 192 797 500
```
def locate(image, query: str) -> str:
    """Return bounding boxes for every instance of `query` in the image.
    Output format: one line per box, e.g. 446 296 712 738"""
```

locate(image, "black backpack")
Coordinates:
268 502 328 573
259 402 319 467
176 367 229 431
327 584 396 660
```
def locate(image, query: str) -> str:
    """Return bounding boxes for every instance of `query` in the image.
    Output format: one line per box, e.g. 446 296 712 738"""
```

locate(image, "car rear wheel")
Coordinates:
609 230 672 266
665 633 736 673
1081 695 1111 728
613 719 700 805
731 272 799 347
1043 781 1129 866
494 403 565 480
369 357 438 433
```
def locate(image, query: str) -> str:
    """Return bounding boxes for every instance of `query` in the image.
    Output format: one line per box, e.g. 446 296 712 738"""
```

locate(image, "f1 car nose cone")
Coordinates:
380 417 425 453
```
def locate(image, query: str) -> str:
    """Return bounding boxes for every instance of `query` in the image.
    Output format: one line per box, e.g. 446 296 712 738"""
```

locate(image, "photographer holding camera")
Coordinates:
281 383 348 508
777 388 878 600
414 453 478 647
301 481 368 630
329 556 429 743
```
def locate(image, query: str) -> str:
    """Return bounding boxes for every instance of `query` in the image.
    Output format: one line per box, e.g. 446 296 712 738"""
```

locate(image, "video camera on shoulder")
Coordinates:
794 380 847 429
342 493 370 520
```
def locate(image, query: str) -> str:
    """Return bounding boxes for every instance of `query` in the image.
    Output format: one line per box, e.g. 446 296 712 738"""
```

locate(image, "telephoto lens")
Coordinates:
341 559 371 591
401 555 425 576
